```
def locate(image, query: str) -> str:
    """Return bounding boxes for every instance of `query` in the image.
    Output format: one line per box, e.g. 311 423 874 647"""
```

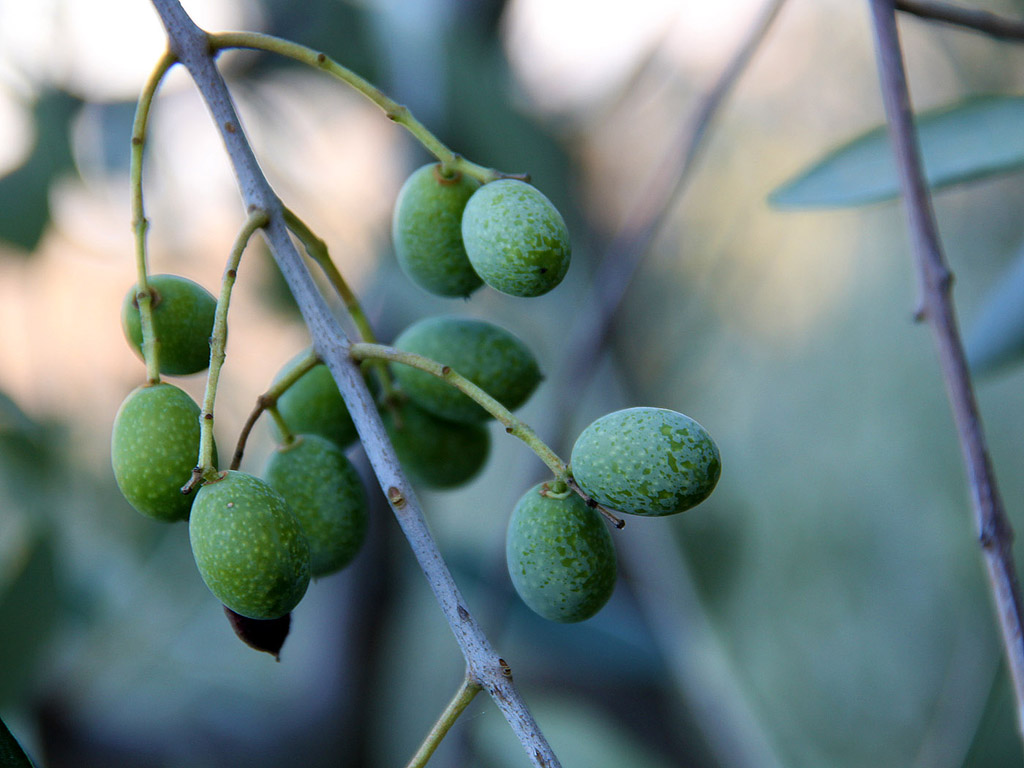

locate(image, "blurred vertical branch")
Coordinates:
557 0 788 414
895 0 1024 41
869 0 1024 742
549 1 789 766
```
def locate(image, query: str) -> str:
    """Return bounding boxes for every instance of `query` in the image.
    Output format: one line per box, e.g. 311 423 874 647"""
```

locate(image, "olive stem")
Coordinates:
404 675 482 768
207 32 527 186
349 342 568 481
195 209 270 483
282 207 376 342
869 0 1024 741
148 4 561 763
229 349 321 470
265 405 294 446
129 50 177 384
895 0 1024 40
283 207 395 397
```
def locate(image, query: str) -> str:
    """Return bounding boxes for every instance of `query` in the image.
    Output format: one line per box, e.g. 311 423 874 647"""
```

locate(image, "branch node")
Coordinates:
388 486 406 508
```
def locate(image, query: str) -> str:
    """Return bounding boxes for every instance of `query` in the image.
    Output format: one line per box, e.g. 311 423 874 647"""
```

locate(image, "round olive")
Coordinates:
111 382 209 522
391 315 541 423
392 163 483 297
264 434 368 577
461 180 570 298
506 482 616 623
189 470 311 620
121 274 217 376
382 399 490 489
273 352 358 450
570 407 721 517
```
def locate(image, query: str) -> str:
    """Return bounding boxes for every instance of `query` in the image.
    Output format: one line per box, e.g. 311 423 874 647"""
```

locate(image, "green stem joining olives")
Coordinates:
349 342 566 481
390 315 542 423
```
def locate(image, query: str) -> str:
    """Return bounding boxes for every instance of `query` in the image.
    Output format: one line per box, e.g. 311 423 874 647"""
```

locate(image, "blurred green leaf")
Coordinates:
770 96 1024 208
961 664 1024 768
966 243 1024 375
0 716 35 768
474 694 676 768
0 89 80 252
0 536 60 705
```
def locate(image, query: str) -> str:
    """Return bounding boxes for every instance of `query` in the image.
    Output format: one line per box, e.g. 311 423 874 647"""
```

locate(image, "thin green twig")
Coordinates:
405 676 482 768
351 342 567 479
186 209 269 490
129 50 177 384
351 342 625 527
229 348 320 470
283 207 377 342
283 207 396 397
208 32 526 185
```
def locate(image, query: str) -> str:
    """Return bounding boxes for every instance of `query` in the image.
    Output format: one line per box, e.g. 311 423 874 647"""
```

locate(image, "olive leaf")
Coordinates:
0 89 80 252
0 716 35 768
770 95 1024 208
966 243 1024 375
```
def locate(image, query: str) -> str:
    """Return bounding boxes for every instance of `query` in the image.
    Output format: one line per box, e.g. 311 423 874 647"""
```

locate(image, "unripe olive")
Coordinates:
570 407 721 517
382 399 490 489
111 382 209 522
506 482 616 623
189 470 311 620
121 274 217 375
392 163 483 297
264 434 368 577
461 180 570 298
273 352 358 450
392 315 541 423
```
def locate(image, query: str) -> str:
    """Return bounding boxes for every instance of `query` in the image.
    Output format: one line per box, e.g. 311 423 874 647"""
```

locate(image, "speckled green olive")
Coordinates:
111 382 209 522
461 180 570 298
189 470 311 620
392 163 483 298
382 399 490 489
391 316 541 423
121 274 217 375
264 434 368 577
506 482 616 623
273 352 358 450
570 407 721 517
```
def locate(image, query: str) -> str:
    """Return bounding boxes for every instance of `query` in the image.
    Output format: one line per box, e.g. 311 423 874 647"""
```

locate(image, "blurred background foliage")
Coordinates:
4 0 1024 766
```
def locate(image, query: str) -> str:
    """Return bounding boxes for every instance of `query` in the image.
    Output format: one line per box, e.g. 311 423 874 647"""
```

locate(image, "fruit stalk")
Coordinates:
404 676 482 768
230 350 319 470
194 209 269 485
283 207 395 396
129 50 177 384
207 32 526 185
350 342 568 480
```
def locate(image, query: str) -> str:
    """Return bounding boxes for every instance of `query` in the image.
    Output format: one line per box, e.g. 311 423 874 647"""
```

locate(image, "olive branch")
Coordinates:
145 1 561 765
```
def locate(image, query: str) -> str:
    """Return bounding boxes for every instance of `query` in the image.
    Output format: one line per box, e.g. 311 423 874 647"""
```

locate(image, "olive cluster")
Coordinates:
110 162 721 640
390 164 722 623
112 276 368 622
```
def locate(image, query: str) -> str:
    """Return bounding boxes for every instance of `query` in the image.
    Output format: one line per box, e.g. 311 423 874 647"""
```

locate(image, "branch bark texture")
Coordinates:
146 2 559 764
896 0 1024 41
868 0 1024 738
